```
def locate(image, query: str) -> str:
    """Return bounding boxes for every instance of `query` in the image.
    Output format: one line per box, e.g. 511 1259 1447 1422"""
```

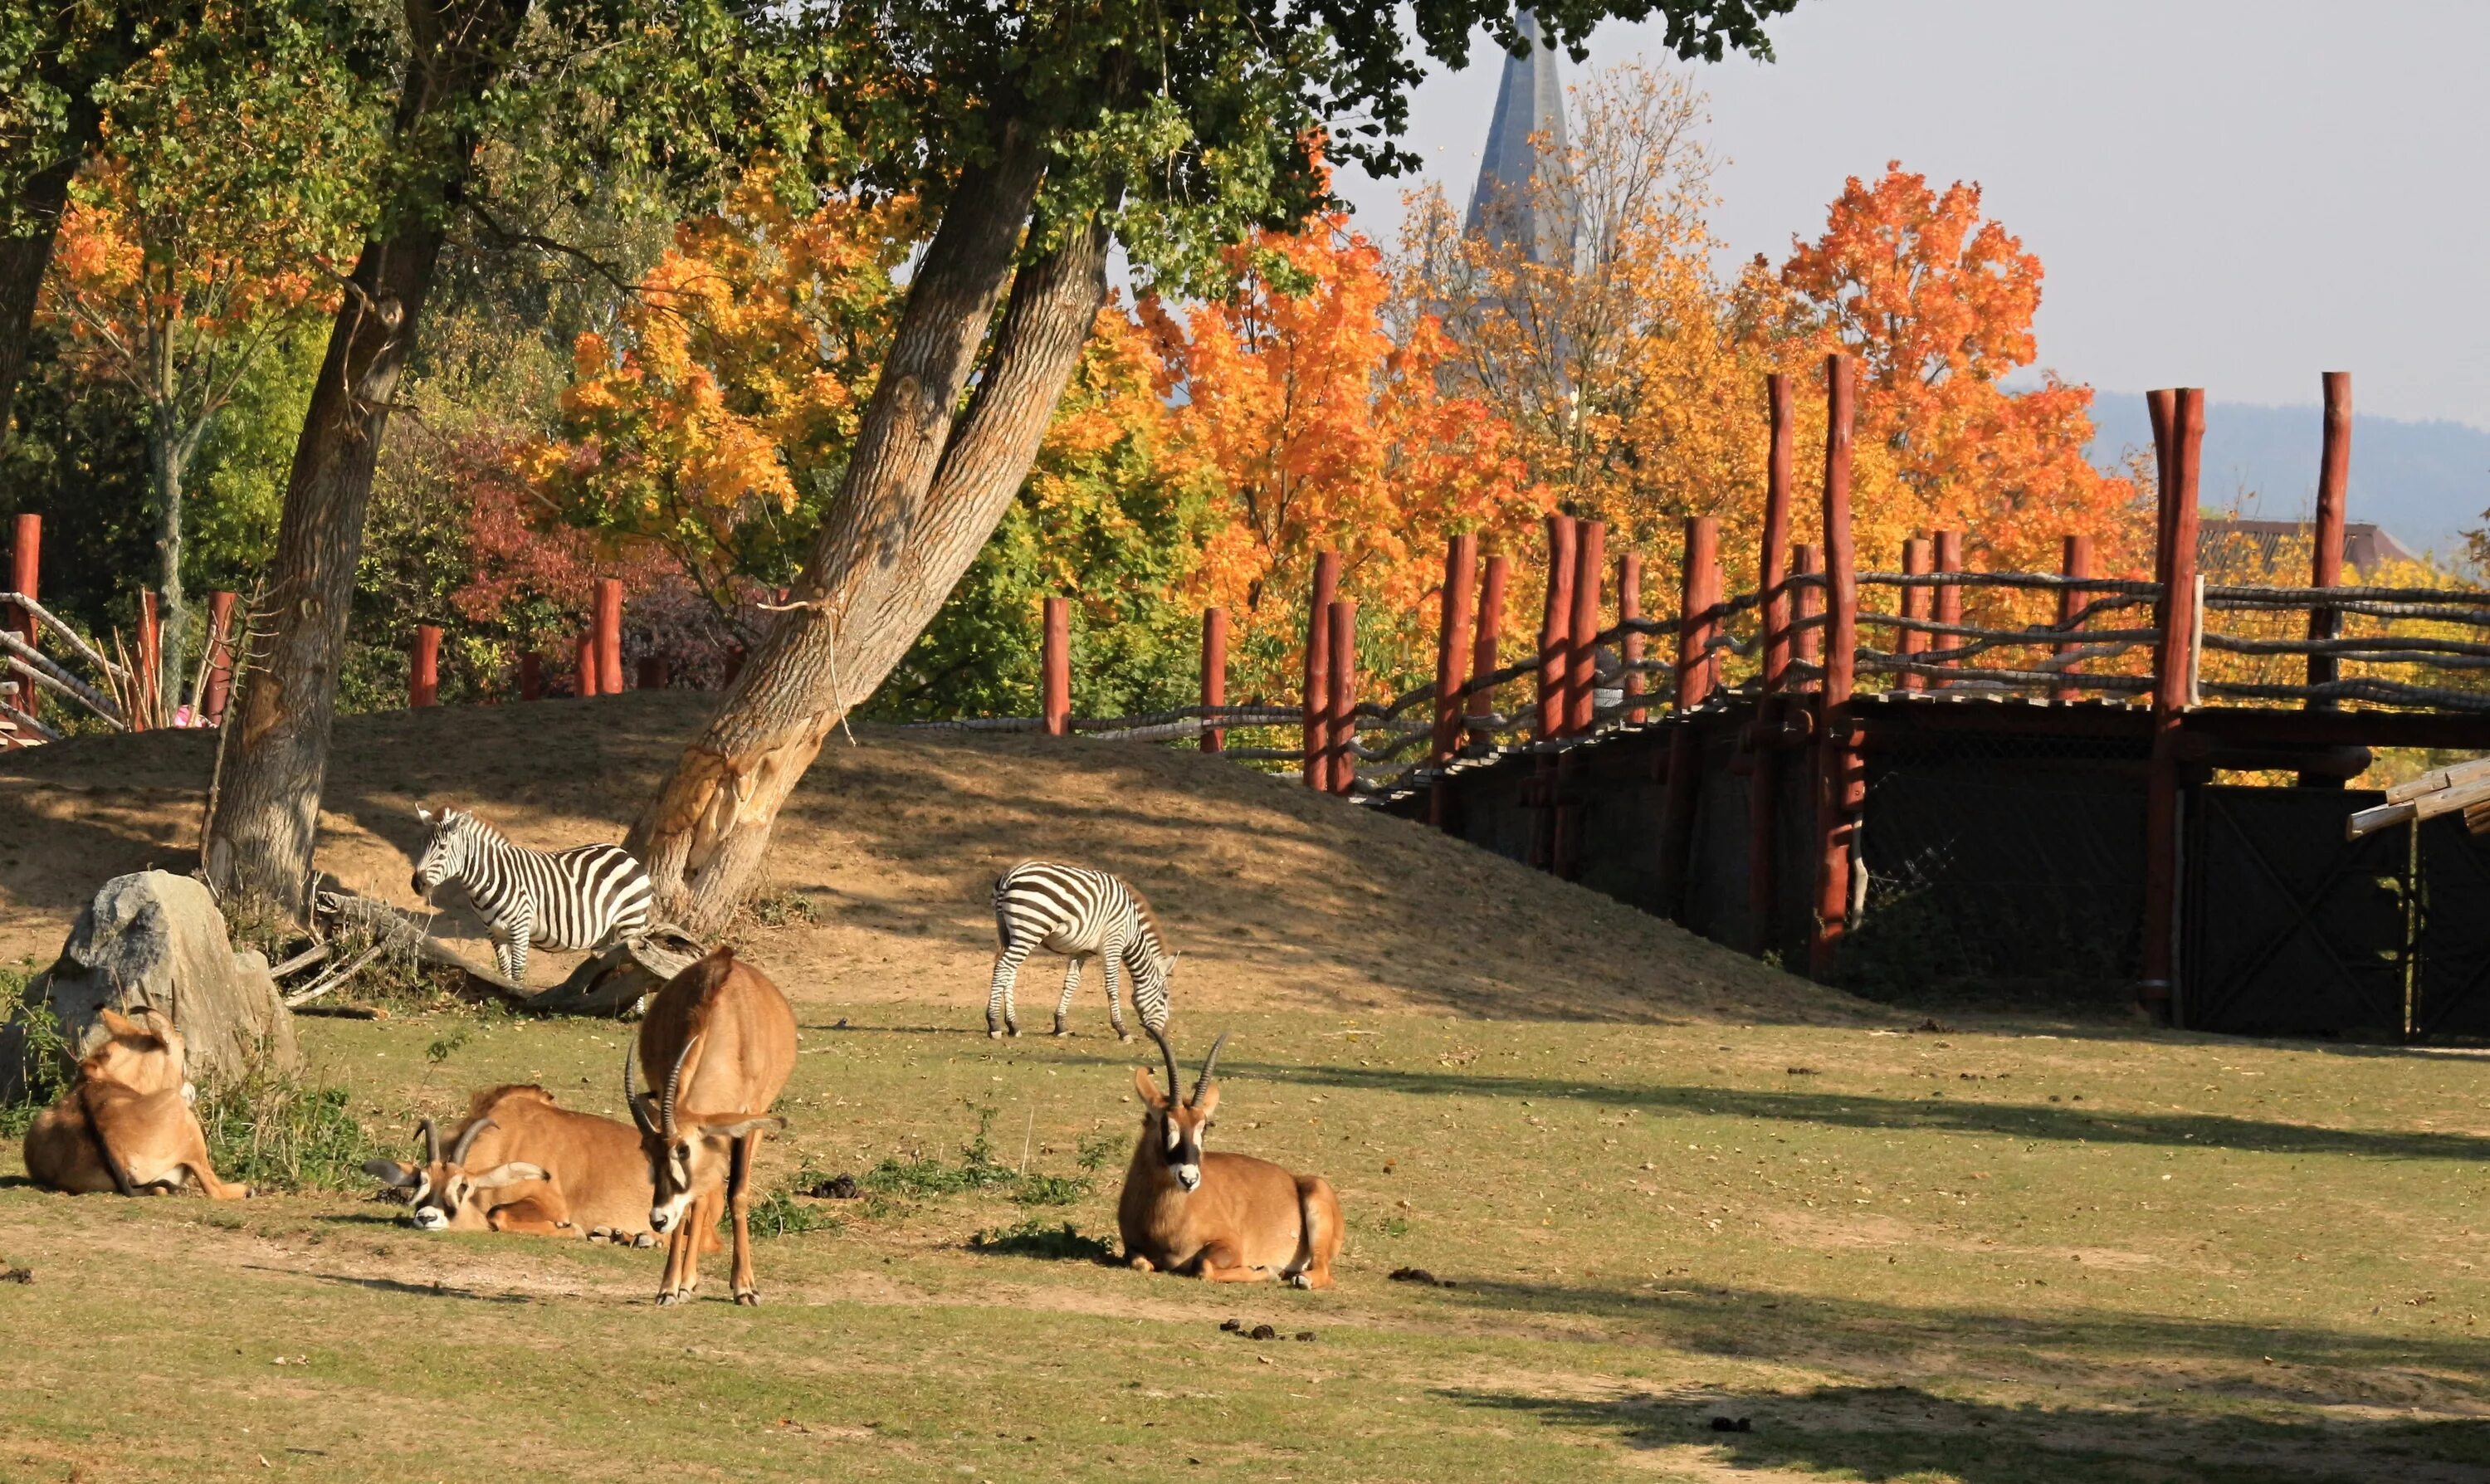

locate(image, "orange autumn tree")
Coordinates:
1151 209 1548 700
1781 163 2146 582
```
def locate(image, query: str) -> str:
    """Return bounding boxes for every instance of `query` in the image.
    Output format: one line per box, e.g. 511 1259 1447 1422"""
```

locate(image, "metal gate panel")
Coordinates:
2415 816 2490 1037
2183 786 2405 1037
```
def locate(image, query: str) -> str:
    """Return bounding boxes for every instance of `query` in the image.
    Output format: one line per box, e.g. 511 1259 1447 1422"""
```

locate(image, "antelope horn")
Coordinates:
418 1117 440 1167
1190 1032 1230 1107
623 1042 657 1136
450 1116 496 1166
1146 1023 1182 1106
662 1032 703 1140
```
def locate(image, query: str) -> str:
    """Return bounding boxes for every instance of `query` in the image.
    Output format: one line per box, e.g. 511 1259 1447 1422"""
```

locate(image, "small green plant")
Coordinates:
750 1166 845 1240
0 975 72 1137
196 1056 383 1193
731 886 821 939
425 1028 470 1065
1075 1131 1125 1172
969 1218 1117 1263
862 1103 1096 1210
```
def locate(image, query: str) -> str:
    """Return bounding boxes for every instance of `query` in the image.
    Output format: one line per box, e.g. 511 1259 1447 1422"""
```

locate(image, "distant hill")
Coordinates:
2084 397 2490 564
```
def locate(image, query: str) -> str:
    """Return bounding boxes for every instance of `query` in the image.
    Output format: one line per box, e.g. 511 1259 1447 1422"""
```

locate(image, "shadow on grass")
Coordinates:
1208 1059 2490 1164
1447 1382 2490 1484
968 1218 1120 1264
281 1268 534 1303
1434 1277 2490 1385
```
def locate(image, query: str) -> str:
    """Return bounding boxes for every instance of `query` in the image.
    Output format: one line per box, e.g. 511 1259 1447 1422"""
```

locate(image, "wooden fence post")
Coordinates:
1792 544 1824 674
1809 352 1860 982
2053 535 2092 703
1898 536 1931 692
520 653 543 701
1677 516 1720 707
1201 606 1228 754
1303 550 1340 789
594 577 624 696
1658 515 1716 921
1431 535 1477 764
1536 515 1576 742
2141 388 2203 1022
577 633 598 697
203 590 237 724
1618 552 1646 725
1746 377 1797 956
636 655 667 691
6 514 36 730
1931 530 1963 686
1327 598 1357 796
1042 596 1071 737
2304 372 2352 759
1566 520 1604 736
1466 554 1508 753
411 624 442 707
134 590 160 730
1760 374 1794 691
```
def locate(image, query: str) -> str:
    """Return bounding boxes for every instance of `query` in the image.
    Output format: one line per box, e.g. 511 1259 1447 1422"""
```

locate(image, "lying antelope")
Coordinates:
22 1006 248 1199
626 946 796 1306
363 1084 673 1245
1118 1028 1341 1288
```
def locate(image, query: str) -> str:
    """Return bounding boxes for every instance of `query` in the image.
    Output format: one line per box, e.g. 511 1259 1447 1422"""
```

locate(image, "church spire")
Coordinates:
1466 11 1579 267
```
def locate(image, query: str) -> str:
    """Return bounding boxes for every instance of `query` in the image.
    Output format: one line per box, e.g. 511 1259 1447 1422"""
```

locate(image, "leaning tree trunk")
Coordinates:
0 143 81 436
202 0 527 916
628 168 1114 935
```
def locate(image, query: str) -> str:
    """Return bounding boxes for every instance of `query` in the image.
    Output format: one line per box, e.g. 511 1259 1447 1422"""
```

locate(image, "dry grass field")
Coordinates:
3 697 2485 1482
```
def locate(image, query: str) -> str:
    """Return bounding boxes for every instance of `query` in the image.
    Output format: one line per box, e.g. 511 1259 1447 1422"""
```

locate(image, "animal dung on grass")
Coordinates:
807 1173 862 1199
1388 1266 1457 1288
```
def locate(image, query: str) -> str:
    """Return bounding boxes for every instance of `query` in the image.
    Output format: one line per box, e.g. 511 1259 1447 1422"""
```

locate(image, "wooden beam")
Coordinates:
1812 353 1860 981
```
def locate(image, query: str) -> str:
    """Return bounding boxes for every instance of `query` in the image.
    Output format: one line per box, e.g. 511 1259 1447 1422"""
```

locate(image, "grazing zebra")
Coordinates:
410 808 653 984
989 861 1178 1041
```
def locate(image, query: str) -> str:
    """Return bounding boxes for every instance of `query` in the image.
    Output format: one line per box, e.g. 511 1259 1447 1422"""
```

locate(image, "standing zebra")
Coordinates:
989 861 1178 1041
410 808 654 984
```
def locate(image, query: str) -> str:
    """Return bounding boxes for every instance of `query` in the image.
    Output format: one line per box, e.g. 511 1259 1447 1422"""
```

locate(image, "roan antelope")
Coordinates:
626 946 796 1306
363 1084 673 1245
1119 1028 1342 1287
23 1007 248 1199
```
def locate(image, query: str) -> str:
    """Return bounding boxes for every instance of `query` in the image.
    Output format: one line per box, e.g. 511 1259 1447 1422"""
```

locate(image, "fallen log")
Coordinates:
313 889 702 1016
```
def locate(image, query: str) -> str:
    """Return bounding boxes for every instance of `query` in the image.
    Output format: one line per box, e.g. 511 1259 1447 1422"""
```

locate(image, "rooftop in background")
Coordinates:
1464 11 1579 268
2197 519 2420 578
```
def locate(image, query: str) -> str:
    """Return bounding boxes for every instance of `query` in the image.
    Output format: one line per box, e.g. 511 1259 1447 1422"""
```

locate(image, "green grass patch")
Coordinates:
196 1058 383 1193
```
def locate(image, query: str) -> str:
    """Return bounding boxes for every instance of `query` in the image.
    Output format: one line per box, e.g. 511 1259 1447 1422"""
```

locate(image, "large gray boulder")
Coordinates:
3 871 295 1098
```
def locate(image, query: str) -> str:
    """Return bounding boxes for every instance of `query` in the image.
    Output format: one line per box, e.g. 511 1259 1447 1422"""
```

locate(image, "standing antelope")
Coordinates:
23 1007 248 1199
989 860 1178 1040
1118 1028 1342 1288
363 1084 672 1245
626 946 796 1306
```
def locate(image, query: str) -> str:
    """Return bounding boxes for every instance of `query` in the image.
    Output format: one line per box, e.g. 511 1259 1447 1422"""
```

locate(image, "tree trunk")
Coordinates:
0 138 81 437
148 413 188 710
202 0 526 916
628 168 1113 935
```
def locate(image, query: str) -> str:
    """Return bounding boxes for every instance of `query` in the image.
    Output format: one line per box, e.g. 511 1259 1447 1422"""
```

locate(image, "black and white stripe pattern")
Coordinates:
411 808 652 983
989 861 1176 1041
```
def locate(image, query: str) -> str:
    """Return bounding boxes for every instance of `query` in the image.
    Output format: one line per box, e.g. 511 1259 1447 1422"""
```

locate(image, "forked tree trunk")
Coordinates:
628 167 1113 934
202 0 527 915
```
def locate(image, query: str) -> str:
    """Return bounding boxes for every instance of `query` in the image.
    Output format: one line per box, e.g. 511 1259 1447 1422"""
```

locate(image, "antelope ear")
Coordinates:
417 806 436 826
362 1159 421 1189
1191 1083 1220 1120
96 1008 142 1038
695 1115 786 1142
466 1162 549 1190
1132 1066 1169 1109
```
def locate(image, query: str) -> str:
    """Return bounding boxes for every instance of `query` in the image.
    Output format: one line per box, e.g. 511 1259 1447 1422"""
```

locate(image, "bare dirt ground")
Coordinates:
0 691 1861 1028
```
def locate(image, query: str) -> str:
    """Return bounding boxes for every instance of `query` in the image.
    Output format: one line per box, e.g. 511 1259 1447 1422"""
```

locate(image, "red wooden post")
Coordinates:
2141 388 2204 1021
594 577 624 696
1200 606 1229 754
2053 535 2092 702
1931 530 1963 686
1302 551 1340 789
637 655 667 691
520 652 544 701
1677 516 1720 707
1566 520 1604 735
1791 544 1823 676
6 515 37 730
1041 596 1071 737
1898 537 1932 692
2307 371 2351 711
1809 353 1860 981
410 624 442 707
1431 535 1477 763
135 590 161 730
1326 598 1357 795
1536 515 1577 742
1618 552 1647 725
1760 375 1794 691
576 633 598 696
1465 554 1508 751
203 589 237 724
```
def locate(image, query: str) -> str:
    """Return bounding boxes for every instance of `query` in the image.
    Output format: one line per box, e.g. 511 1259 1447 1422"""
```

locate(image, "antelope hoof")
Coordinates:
656 1290 683 1307
735 1290 761 1307
1128 1255 1155 1273
633 1233 657 1249
1287 1272 1313 1290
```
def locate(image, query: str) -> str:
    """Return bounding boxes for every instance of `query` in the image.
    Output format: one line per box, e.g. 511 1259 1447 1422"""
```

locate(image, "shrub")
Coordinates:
195 1056 383 1193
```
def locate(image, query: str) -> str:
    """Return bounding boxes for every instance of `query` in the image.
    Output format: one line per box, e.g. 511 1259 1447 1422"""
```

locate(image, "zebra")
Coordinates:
988 861 1178 1042
409 808 653 984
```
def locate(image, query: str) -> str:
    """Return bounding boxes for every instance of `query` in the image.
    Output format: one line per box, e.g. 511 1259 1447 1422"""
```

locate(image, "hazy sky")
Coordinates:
1331 0 2490 430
